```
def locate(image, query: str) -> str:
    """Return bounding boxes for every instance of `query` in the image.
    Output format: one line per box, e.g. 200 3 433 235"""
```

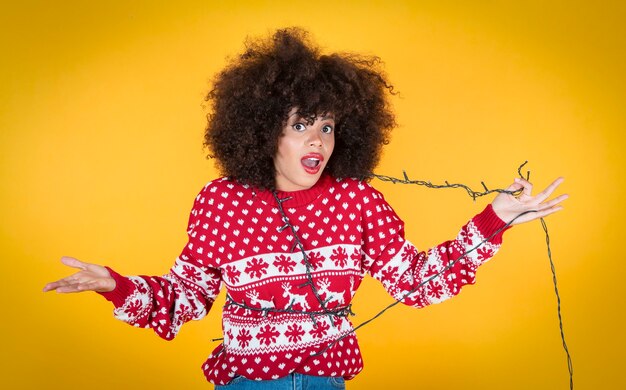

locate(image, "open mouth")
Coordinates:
301 154 324 174
302 158 320 168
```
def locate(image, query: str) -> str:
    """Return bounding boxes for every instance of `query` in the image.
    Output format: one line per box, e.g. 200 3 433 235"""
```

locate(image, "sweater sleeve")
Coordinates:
361 186 509 308
98 185 223 340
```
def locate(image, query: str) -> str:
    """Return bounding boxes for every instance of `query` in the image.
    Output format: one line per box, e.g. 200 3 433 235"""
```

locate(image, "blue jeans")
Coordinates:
214 373 345 390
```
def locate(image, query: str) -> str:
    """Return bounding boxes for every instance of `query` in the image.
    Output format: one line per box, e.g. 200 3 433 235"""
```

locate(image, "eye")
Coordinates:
321 124 334 134
292 123 306 132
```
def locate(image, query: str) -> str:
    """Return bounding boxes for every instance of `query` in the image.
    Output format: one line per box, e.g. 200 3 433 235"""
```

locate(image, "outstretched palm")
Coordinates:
491 177 568 225
43 256 115 293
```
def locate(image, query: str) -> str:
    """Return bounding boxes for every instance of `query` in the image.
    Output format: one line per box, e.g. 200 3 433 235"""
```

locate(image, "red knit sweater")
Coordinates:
100 174 508 385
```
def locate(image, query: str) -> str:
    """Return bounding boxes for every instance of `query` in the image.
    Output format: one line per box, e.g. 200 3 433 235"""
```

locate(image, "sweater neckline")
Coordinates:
254 174 334 208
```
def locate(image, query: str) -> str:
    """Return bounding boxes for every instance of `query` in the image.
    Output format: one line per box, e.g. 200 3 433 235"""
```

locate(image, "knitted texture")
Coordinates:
100 174 508 385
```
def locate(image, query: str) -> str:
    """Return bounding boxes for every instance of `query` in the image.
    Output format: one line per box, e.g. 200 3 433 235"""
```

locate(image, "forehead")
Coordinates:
287 107 335 122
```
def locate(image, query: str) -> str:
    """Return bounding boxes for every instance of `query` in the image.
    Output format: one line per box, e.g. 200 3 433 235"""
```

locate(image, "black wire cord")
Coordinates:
371 161 573 389
213 161 574 389
541 217 574 389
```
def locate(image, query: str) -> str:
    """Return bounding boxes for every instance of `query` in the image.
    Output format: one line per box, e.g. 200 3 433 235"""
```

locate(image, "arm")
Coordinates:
98 254 221 340
363 194 507 307
44 185 223 340
362 177 566 308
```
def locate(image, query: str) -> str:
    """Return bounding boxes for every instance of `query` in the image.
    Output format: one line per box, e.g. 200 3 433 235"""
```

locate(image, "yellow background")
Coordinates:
2 1 624 389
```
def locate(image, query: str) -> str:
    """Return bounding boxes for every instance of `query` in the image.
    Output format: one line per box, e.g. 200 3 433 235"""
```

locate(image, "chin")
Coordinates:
298 178 319 190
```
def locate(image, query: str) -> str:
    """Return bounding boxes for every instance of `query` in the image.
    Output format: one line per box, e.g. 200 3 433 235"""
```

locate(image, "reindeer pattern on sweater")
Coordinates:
100 174 508 385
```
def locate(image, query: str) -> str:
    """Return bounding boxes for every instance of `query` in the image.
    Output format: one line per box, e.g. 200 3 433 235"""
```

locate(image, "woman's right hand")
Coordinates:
43 256 116 293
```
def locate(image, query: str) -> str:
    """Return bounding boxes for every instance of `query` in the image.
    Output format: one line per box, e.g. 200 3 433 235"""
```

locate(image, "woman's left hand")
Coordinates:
491 177 568 225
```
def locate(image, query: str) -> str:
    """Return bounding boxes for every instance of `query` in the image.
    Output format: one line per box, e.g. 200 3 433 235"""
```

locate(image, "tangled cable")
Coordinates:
372 161 573 389
215 161 574 389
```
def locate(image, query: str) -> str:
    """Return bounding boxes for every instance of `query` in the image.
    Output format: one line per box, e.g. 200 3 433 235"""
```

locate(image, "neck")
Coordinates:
256 174 333 207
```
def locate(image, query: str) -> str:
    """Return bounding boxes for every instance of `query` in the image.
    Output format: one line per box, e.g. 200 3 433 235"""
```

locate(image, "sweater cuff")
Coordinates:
472 204 511 245
97 267 136 308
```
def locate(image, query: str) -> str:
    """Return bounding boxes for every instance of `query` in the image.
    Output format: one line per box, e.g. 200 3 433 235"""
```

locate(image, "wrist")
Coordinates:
97 267 135 307
474 204 511 245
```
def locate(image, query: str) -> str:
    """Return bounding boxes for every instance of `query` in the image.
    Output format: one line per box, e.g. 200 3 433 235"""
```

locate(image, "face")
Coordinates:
274 108 336 191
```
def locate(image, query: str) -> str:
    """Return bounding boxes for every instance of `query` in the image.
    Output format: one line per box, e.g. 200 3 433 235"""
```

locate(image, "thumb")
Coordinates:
504 181 523 192
60 256 89 270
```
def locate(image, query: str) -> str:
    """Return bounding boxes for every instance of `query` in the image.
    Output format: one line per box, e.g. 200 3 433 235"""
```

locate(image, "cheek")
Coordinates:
327 136 336 155
275 136 290 158
275 137 298 163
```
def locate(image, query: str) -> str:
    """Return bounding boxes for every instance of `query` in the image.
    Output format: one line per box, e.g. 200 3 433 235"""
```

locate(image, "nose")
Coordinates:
307 129 323 147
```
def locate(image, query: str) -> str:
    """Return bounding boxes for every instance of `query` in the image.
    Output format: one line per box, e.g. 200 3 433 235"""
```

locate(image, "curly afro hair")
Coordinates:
204 27 396 190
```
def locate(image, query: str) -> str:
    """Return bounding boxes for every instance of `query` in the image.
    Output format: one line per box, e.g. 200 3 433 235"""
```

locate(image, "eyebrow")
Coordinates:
288 112 335 123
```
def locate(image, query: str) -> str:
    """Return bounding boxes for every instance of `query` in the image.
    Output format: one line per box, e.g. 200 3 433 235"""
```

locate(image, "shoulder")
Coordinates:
189 177 258 214
331 177 387 201
332 177 402 224
196 177 253 198
187 177 256 225
329 177 397 217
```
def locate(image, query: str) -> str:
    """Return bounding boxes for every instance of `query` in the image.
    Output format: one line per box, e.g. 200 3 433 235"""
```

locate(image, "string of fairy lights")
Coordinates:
372 162 573 389
214 161 574 389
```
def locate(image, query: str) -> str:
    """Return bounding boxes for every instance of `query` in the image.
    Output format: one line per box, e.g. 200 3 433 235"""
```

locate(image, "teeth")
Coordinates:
302 158 320 168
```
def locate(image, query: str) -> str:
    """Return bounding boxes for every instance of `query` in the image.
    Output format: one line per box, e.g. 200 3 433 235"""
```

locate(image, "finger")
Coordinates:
54 278 97 293
533 177 565 204
55 283 86 293
49 280 83 293
514 177 533 197
57 279 109 293
60 256 89 271
509 205 565 225
536 193 569 211
531 205 564 220
43 277 75 292
503 181 523 193
43 272 88 292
